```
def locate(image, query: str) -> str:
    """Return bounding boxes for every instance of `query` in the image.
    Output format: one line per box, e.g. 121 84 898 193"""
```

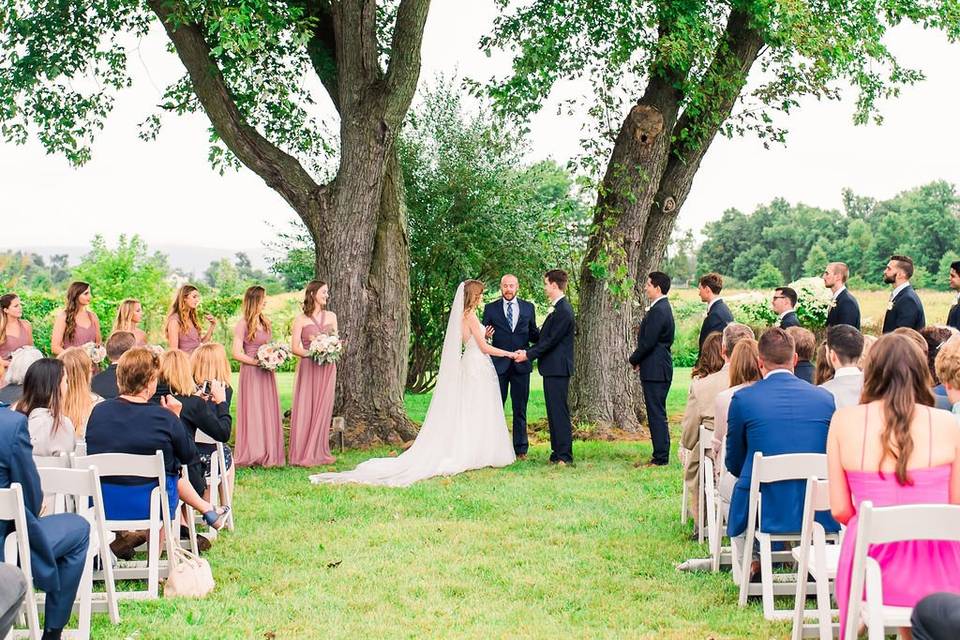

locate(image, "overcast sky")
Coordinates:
2 2 959 255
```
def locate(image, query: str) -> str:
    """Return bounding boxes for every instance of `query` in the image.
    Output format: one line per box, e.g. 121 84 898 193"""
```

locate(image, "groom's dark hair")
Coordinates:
648 271 671 295
545 269 568 291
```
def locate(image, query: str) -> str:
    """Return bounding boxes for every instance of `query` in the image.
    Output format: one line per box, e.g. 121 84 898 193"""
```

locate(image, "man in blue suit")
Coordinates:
482 274 540 458
725 328 839 542
0 405 89 640
882 254 925 333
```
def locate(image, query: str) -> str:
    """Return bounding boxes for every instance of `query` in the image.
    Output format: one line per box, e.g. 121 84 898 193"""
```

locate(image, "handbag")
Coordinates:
164 546 215 598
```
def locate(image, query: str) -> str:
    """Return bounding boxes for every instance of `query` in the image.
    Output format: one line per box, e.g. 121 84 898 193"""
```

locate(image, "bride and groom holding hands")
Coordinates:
311 270 574 487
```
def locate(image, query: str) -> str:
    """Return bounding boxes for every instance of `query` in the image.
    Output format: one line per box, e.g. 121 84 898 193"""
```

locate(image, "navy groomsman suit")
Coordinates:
947 295 960 332
525 296 575 463
778 310 800 329
629 297 675 465
826 287 861 330
882 283 925 333
0 405 89 634
482 296 540 456
699 298 733 350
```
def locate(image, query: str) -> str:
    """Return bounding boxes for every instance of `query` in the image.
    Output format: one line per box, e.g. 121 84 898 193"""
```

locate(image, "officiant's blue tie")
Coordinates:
507 300 514 332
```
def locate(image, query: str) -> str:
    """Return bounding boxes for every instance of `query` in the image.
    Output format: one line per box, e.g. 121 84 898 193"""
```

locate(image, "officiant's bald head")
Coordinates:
500 274 519 300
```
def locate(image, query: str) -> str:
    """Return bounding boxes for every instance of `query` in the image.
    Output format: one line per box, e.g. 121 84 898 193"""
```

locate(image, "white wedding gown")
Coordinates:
310 282 516 487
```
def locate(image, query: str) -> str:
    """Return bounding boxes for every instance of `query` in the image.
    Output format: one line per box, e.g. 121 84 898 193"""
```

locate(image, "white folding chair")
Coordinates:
697 425 713 543
71 451 176 600
737 452 834 620
32 455 70 470
679 447 690 524
0 484 41 640
33 453 72 515
36 466 121 635
791 477 842 640
711 442 734 573
845 501 960 640
195 433 234 532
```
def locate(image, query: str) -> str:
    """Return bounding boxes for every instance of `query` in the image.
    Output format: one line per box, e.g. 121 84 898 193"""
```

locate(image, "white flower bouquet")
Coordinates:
83 341 107 365
147 344 165 358
256 341 293 371
308 332 343 365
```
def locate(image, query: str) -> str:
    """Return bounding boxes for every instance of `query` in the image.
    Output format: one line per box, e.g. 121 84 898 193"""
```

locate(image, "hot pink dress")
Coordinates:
288 313 336 467
169 315 202 354
0 319 33 360
836 414 960 638
62 310 100 349
233 322 285 467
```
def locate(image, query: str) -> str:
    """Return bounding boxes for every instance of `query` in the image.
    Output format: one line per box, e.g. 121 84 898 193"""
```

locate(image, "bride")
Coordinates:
310 280 518 487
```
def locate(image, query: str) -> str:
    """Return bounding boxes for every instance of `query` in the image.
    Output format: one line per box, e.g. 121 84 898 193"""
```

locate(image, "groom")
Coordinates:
516 270 575 465
483 274 540 458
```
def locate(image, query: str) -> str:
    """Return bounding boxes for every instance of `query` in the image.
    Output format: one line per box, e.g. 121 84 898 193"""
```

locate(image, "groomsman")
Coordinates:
629 272 675 467
772 287 800 328
697 272 733 350
882 254 925 333
482 274 540 458
822 262 861 329
946 260 960 331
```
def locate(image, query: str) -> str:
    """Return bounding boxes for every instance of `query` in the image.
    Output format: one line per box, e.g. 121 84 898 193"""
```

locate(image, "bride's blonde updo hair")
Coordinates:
463 280 485 315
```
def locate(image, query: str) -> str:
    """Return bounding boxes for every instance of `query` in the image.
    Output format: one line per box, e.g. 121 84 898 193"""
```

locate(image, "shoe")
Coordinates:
636 460 667 468
197 535 212 553
556 461 567 466
110 530 148 561
516 454 527 460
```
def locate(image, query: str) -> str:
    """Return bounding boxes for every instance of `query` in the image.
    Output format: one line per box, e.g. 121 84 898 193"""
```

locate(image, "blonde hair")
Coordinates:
113 298 142 334
191 342 231 386
859 334 878 369
463 280 484 315
171 285 201 333
58 347 95 437
936 336 960 391
160 349 196 395
242 286 271 342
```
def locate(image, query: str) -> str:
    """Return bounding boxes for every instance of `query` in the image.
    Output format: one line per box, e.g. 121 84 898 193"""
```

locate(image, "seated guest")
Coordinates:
935 336 960 417
91 331 136 400
84 347 228 529
921 326 953 396
0 346 43 405
680 324 754 526
772 287 800 328
829 333 960 639
0 403 90 640
691 332 723 380
859 334 877 369
190 343 236 501
814 343 834 385
726 328 838 549
0 564 27 638
785 326 816 384
57 347 101 437
819 324 865 410
896 327 949 409
15 358 75 457
912 593 960 640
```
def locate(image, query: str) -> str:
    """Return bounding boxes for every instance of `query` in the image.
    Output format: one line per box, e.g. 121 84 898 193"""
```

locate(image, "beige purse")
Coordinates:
164 547 215 598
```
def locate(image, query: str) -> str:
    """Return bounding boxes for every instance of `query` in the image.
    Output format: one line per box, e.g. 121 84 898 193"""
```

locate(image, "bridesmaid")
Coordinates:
51 281 101 356
1 293 35 360
113 298 148 346
166 285 216 354
232 286 285 467
289 280 337 467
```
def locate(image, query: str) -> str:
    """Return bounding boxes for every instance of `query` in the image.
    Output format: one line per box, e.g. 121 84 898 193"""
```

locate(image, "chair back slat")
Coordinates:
34 453 70 469
755 453 828 484
72 451 165 483
861 502 960 545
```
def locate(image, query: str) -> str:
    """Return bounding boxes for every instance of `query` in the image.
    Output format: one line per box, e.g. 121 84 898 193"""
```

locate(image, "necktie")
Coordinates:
507 301 514 331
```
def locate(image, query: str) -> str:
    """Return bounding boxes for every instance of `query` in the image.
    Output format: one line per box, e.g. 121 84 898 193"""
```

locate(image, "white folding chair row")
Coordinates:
679 447 690 525
697 426 712 543
700 454 733 573
845 501 960 640
194 432 234 532
791 477 843 640
737 452 836 620
1 483 41 640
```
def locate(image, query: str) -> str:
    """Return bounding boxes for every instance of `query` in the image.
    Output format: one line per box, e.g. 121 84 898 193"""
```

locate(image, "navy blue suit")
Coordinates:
482 298 540 455
526 296 575 462
0 406 89 630
699 299 733 350
882 284 925 333
778 310 800 329
826 288 861 330
725 373 839 537
629 298 675 464
947 298 960 332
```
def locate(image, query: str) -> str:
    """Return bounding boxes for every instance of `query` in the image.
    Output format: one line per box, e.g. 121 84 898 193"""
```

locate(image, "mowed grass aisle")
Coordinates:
90 370 788 639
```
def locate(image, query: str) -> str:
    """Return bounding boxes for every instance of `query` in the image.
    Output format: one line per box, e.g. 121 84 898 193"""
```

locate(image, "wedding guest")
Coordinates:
772 286 800 328
785 326 816 384
859 334 878 369
691 332 723 379
190 342 233 404
57 347 101 437
726 328 838 551
947 261 960 331
0 293 34 361
828 333 960 639
0 347 43 405
112 298 148 346
629 271 675 467
882 254 925 333
166 285 216 354
16 358 75 456
935 337 960 417
0 565 26 638
289 280 338 467
814 342 835 385
823 262 861 329
232 285 284 467
920 326 953 391
912 593 960 640
50 281 102 356
697 272 733 351
819 324 864 410
91 331 136 399
0 407 90 640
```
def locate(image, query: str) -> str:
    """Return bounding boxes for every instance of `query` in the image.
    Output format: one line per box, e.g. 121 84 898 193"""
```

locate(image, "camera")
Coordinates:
199 380 212 395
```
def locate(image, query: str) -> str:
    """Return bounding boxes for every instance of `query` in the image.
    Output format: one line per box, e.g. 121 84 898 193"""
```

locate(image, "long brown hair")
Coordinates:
693 332 724 379
171 285 201 333
861 333 935 485
728 338 761 387
113 298 141 334
302 280 327 317
16 358 65 433
463 280 485 315
58 347 95 436
814 342 835 385
242 286 271 342
63 281 90 343
0 293 18 344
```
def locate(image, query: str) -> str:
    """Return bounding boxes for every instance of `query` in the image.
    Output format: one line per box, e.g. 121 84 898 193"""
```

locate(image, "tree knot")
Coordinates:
628 105 664 146
662 196 677 213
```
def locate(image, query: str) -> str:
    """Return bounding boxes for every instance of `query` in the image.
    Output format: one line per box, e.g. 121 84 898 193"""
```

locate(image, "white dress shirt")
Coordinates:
890 281 910 300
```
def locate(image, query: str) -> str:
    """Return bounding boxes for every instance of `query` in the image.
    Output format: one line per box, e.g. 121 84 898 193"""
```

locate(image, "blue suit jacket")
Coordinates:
0 407 61 591
725 373 839 537
482 298 539 376
882 285 925 333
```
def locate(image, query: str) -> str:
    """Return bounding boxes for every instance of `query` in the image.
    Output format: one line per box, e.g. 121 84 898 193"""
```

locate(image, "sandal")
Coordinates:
202 506 230 530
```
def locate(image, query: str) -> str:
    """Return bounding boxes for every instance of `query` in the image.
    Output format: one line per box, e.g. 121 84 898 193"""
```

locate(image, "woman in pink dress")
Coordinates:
232 285 285 467
166 285 216 354
289 280 337 467
112 298 148 346
1 293 35 360
50 281 101 356
828 333 960 639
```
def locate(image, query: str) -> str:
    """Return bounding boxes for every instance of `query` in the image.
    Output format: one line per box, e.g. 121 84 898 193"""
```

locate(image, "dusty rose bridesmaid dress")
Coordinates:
233 322 285 467
289 312 337 467
62 310 100 348
170 314 202 354
0 319 33 360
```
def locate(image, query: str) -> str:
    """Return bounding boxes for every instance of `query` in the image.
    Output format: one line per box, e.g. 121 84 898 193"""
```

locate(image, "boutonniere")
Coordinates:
774 319 781 328
546 304 556 317
702 311 708 319
828 299 837 310
887 300 894 311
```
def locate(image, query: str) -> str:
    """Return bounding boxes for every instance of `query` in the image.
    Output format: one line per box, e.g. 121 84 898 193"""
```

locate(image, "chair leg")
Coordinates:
99 527 120 624
76 548 95 640
147 523 159 598
791 545 810 639
681 475 689 525
759 534 776 620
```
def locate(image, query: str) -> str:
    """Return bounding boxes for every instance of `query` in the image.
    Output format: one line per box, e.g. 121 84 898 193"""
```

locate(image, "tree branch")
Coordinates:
383 0 431 123
302 0 341 111
148 0 319 212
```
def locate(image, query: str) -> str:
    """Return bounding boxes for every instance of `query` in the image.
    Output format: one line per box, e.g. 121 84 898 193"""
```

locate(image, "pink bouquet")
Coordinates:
256 341 292 371
308 332 343 365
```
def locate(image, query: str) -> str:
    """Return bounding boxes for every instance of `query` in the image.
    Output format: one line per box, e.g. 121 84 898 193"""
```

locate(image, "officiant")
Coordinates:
483 274 540 459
